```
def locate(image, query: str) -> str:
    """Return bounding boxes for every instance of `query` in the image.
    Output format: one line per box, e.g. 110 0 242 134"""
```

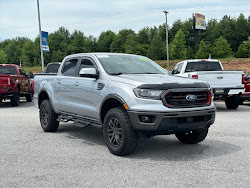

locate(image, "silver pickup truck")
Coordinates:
34 53 216 156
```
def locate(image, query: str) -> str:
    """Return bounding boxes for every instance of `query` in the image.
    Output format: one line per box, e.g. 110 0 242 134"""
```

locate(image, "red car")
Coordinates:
241 73 250 103
0 64 33 106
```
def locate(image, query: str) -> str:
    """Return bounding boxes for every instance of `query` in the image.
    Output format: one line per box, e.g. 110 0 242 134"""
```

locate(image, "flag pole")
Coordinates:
36 0 44 72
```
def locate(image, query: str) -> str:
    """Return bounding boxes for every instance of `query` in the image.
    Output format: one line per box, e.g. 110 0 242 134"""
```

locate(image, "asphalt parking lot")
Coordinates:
0 100 250 188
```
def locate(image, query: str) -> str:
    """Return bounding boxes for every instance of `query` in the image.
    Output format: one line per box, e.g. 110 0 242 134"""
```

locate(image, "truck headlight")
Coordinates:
133 88 163 100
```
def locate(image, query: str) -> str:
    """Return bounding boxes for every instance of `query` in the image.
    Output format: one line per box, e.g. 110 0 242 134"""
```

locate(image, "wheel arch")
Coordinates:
99 95 127 124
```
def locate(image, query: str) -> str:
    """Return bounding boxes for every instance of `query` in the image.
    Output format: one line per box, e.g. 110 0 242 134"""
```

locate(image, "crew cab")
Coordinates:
172 59 245 109
34 53 216 156
0 64 33 106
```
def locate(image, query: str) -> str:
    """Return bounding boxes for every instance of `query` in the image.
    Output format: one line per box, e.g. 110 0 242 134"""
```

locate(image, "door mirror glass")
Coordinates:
79 68 99 79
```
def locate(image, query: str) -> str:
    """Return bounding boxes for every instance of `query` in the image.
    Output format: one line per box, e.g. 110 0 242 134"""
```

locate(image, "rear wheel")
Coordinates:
103 107 137 156
175 128 209 144
40 99 59 132
11 88 20 106
225 95 240 109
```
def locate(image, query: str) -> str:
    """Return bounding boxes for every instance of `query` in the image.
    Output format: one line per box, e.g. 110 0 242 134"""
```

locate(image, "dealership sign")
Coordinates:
41 31 50 52
195 13 206 30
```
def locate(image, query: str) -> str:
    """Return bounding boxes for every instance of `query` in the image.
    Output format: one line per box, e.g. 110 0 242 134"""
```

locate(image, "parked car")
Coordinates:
34 53 216 156
171 59 245 109
0 64 33 106
240 73 250 103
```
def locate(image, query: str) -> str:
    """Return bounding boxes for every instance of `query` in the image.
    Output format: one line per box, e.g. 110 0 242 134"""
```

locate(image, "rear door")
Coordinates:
70 57 101 119
54 58 79 113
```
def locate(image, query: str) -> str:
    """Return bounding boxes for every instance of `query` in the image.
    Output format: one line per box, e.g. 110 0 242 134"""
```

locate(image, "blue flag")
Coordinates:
42 31 50 52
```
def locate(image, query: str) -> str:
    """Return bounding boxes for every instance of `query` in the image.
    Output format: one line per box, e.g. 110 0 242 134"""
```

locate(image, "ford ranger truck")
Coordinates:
172 59 245 109
0 64 33 106
34 53 216 156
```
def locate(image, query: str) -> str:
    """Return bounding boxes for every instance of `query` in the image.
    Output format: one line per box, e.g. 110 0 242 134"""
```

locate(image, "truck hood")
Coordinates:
109 74 209 89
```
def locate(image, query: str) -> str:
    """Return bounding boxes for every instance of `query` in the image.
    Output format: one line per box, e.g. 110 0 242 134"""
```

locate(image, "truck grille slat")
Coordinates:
162 90 210 108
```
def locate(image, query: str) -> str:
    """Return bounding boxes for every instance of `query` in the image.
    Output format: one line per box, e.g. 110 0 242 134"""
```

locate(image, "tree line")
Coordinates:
0 13 250 67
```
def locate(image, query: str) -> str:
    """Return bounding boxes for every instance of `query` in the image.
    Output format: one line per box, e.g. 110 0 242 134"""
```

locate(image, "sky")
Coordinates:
0 0 249 41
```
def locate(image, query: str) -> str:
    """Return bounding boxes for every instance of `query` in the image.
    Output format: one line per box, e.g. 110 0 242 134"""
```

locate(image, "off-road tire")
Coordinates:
11 88 20 106
103 107 137 156
40 99 59 132
225 95 240 109
26 90 33 102
175 128 209 144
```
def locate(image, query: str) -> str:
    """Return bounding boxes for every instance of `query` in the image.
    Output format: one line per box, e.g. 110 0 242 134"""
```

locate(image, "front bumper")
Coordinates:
128 108 216 134
0 88 13 98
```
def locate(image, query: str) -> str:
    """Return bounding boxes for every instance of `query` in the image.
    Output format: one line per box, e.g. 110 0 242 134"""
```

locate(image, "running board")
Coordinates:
57 113 102 128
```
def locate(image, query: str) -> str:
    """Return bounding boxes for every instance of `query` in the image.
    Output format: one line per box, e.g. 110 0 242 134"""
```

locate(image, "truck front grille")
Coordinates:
162 90 211 108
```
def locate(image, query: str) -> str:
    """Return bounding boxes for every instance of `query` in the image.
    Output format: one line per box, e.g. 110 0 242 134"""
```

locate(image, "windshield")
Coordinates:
96 54 166 75
185 61 222 72
0 66 17 75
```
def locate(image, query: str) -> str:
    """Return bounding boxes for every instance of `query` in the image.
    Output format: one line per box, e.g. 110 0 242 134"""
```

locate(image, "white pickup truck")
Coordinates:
172 59 245 109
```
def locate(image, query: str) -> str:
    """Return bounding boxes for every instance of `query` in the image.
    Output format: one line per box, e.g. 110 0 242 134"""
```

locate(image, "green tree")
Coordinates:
213 36 232 58
236 36 250 57
21 40 35 66
195 41 213 59
110 29 135 52
169 30 187 59
0 50 7 63
97 30 115 52
148 33 164 60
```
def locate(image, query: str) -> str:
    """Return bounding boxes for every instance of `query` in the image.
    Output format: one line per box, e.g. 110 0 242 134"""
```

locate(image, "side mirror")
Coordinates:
79 68 99 79
245 74 250 81
29 72 34 79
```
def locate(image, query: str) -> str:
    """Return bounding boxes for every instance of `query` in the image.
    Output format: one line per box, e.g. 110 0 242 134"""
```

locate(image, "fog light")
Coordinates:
139 115 155 123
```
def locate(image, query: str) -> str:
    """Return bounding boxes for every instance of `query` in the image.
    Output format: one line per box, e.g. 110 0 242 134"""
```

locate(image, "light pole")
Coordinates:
36 0 44 72
163 11 169 68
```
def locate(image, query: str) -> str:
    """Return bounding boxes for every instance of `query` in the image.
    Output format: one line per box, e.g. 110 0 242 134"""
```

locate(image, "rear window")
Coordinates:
46 64 60 73
0 66 17 75
185 61 222 72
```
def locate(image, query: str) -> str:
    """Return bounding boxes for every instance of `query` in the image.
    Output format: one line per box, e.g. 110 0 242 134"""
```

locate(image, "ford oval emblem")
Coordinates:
186 94 197 101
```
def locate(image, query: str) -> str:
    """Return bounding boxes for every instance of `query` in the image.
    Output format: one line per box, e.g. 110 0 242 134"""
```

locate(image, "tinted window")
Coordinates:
80 59 95 69
185 61 222 72
97 54 166 75
172 64 180 74
61 59 78 76
0 66 17 75
46 64 61 73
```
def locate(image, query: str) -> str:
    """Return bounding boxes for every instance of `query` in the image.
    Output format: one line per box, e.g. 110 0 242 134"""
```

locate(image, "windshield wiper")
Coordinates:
132 72 159 74
110 72 123 75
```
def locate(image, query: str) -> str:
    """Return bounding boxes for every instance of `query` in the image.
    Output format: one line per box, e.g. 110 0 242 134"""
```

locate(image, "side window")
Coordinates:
177 63 183 73
80 59 95 70
61 59 78 76
172 64 180 74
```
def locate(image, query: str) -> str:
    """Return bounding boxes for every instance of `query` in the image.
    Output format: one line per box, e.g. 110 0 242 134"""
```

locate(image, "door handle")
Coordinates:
57 80 61 84
74 82 79 86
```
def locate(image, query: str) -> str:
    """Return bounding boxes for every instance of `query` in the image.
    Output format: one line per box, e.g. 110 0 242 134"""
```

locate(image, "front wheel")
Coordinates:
39 99 59 132
175 128 209 144
26 90 33 102
103 107 137 156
